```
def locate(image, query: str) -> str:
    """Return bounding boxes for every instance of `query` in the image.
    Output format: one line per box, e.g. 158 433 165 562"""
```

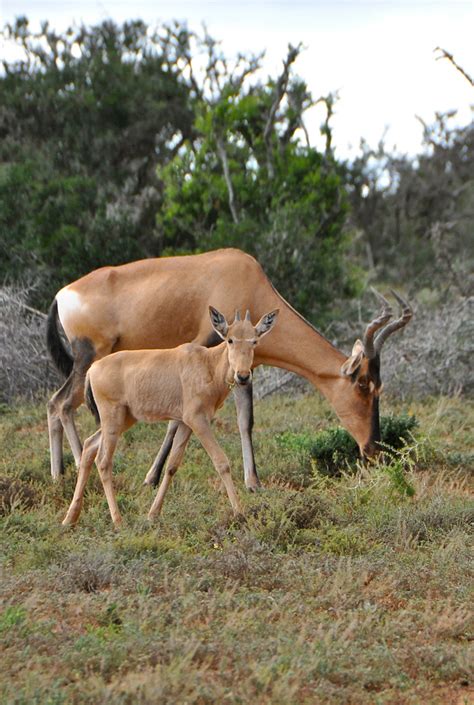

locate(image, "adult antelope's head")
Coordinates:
209 306 279 385
339 290 413 458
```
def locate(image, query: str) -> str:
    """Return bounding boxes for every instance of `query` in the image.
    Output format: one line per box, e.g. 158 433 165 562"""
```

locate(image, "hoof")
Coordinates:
246 484 263 493
231 512 247 527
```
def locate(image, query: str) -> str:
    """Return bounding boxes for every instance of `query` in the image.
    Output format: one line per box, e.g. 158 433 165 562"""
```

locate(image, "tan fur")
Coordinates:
62 309 278 527
48 249 404 480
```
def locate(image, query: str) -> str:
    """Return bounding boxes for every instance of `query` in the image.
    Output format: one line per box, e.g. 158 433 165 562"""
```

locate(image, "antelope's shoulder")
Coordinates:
174 342 210 366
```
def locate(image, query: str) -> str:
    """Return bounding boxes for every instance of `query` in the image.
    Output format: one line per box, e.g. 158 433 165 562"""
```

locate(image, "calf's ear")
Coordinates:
255 309 279 338
209 306 229 339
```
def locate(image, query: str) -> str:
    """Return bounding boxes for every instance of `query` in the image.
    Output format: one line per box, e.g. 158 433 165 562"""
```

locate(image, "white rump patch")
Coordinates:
56 287 85 329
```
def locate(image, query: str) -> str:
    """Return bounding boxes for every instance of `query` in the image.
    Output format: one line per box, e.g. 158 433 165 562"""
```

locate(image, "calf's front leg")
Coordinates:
62 429 101 525
188 416 243 516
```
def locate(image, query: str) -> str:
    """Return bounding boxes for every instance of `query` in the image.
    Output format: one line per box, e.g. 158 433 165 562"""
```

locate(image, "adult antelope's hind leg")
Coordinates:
48 373 83 479
62 430 101 525
233 381 261 491
47 391 65 480
48 338 97 479
147 422 192 520
189 416 242 516
143 420 179 487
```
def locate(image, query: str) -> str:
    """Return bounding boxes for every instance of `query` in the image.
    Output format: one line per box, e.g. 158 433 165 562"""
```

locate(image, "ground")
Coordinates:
0 392 473 705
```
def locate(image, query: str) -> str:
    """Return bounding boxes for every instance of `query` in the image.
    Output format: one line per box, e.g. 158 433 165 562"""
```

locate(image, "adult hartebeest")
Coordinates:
62 306 278 527
47 248 412 485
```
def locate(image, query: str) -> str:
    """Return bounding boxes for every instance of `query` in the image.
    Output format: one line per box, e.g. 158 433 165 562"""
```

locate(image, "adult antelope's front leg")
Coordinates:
144 420 180 487
147 422 192 520
233 381 260 491
188 416 243 516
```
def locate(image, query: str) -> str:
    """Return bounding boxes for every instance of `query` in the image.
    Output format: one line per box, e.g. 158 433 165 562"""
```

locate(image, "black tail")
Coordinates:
46 299 74 378
85 375 100 425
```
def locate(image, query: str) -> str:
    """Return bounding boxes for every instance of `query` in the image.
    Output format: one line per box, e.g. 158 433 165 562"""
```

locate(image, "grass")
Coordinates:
0 392 473 705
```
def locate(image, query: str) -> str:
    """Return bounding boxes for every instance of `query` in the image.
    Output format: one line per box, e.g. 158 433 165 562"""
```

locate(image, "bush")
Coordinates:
277 413 418 477
0 476 40 515
0 285 59 403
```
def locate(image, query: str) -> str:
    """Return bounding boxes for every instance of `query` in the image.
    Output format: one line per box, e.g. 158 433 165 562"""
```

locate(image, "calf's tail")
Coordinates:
85 373 100 425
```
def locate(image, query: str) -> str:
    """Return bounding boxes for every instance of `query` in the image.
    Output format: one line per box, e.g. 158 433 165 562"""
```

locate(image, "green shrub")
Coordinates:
277 413 418 477
379 413 418 450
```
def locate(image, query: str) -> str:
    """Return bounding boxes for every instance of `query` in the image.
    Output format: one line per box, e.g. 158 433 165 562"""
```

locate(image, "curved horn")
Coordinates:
245 309 251 321
374 290 413 354
363 288 393 359
234 309 241 322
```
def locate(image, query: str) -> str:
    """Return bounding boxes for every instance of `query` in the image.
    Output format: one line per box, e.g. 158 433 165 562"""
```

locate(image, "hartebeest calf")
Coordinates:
47 248 412 487
62 306 279 527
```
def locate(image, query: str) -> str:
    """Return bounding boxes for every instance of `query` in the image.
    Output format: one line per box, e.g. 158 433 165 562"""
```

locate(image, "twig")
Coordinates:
434 47 474 87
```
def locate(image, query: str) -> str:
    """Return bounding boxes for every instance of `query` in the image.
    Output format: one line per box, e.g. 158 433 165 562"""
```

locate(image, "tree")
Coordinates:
0 18 194 305
1 19 355 321
346 113 474 297
156 32 356 322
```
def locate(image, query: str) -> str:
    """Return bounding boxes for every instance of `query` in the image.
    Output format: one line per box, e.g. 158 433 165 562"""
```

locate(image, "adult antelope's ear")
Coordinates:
341 339 365 377
255 309 279 338
209 306 229 340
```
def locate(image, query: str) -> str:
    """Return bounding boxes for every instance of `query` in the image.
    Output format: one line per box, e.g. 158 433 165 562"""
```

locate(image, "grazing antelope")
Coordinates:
62 307 279 527
47 248 412 486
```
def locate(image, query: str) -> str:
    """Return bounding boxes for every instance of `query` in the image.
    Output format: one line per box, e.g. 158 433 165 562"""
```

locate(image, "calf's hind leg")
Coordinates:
144 420 179 487
62 429 101 525
94 407 133 528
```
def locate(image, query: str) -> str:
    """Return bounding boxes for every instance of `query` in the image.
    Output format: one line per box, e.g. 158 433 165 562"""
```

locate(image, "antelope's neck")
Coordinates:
254 305 347 404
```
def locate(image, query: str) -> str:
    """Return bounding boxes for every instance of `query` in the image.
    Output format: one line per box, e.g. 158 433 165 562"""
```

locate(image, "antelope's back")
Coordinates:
56 249 271 352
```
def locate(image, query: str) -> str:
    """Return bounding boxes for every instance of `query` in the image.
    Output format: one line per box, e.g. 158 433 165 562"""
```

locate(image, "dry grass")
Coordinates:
0 393 473 704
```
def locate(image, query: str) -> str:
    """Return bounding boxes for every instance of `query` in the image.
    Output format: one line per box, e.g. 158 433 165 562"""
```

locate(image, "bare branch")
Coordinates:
435 47 474 87
216 135 239 224
264 43 302 179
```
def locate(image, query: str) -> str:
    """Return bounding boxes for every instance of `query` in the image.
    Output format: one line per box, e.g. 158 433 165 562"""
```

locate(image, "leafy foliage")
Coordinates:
157 37 356 321
0 18 194 306
1 19 356 321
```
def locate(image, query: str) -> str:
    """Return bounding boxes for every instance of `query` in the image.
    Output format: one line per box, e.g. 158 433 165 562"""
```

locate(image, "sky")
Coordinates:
1 0 473 159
